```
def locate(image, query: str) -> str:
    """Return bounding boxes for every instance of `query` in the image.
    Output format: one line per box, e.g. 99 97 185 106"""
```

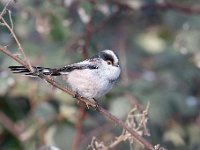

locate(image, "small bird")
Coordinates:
9 50 121 101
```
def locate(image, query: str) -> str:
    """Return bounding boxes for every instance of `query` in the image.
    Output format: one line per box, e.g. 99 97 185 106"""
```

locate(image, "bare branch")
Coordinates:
87 104 153 150
0 44 155 150
0 5 155 150
8 10 14 30
0 0 13 19
1 17 33 72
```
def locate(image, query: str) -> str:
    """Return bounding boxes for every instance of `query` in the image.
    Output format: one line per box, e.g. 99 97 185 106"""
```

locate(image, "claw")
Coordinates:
85 102 90 109
73 91 80 98
73 93 99 109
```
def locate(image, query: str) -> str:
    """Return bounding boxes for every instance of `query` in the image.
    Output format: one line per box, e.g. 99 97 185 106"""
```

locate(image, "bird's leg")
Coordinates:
93 98 99 110
73 92 99 109
73 91 82 99
32 67 40 76
73 91 82 106
73 92 91 108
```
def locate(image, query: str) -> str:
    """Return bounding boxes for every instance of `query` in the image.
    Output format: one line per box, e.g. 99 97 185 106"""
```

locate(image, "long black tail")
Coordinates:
9 66 62 76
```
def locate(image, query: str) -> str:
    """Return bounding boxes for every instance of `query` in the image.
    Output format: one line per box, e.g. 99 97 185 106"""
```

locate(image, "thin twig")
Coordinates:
0 3 155 149
0 0 13 19
0 45 155 150
0 45 27 66
0 17 33 72
8 10 14 30
97 107 154 150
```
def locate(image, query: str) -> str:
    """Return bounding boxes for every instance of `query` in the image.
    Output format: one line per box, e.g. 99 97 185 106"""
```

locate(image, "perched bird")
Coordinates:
9 50 121 101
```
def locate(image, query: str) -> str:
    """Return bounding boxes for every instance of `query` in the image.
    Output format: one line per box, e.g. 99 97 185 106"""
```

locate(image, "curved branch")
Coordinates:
0 45 155 150
0 1 154 148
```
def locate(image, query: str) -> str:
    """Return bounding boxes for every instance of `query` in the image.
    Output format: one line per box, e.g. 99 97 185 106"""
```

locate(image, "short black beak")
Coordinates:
114 64 119 67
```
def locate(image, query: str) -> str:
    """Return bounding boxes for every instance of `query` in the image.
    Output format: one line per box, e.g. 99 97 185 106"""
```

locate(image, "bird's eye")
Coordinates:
106 60 112 65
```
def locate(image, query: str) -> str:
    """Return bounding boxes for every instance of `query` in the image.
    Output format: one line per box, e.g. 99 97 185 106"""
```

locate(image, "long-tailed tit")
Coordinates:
9 50 121 101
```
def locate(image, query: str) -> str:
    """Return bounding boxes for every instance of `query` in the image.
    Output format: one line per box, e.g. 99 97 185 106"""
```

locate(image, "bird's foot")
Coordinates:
32 67 40 76
73 91 84 106
93 98 99 110
73 91 82 99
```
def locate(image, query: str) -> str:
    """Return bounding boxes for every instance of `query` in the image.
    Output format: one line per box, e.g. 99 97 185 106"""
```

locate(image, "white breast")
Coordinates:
67 70 105 99
67 67 120 99
66 58 121 99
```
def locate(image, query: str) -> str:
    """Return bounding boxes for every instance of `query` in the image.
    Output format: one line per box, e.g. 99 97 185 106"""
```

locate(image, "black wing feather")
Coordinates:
9 63 98 76
58 64 98 73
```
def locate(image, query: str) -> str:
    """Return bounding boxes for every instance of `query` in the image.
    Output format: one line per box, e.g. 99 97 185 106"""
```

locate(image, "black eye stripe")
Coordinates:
99 52 114 63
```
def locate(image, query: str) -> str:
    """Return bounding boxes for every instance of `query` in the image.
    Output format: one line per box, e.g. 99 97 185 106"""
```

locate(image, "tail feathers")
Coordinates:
9 66 62 76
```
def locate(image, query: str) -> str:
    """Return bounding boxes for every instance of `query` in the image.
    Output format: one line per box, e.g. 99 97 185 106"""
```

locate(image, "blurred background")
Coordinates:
1 0 200 150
